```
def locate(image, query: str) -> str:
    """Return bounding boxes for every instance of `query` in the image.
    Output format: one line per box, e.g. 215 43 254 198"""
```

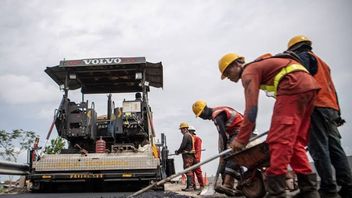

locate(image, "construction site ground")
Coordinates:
0 176 300 198
165 178 299 198
165 182 235 198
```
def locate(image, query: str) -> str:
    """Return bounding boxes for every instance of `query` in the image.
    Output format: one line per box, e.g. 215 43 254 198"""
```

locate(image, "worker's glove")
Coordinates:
174 150 179 155
230 139 245 152
334 117 346 127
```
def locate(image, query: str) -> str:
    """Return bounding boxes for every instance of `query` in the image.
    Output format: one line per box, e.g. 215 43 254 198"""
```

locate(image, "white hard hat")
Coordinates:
188 126 196 132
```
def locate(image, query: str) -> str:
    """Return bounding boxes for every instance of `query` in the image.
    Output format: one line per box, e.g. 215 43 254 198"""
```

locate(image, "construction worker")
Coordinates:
218 52 320 197
175 122 195 191
188 126 205 190
192 100 244 196
287 35 352 198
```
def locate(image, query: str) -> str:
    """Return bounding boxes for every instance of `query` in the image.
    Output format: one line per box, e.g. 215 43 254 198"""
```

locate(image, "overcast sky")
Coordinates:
1 0 351 178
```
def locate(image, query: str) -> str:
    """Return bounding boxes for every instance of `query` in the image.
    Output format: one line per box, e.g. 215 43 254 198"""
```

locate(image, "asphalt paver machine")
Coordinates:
28 57 174 192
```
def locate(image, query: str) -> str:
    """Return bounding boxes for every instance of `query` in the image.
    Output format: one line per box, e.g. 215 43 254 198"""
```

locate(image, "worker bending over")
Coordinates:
218 52 320 197
192 100 244 197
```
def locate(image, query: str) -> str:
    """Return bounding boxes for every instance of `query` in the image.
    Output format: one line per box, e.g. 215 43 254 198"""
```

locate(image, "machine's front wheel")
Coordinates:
30 181 54 193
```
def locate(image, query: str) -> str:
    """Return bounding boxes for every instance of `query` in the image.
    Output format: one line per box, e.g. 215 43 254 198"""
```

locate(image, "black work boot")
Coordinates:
215 174 242 196
319 191 341 198
182 176 194 192
293 173 320 198
193 184 198 190
338 185 352 198
265 174 287 198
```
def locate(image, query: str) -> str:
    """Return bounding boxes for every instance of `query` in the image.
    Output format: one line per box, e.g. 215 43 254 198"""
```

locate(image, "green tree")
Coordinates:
45 137 66 154
0 129 36 162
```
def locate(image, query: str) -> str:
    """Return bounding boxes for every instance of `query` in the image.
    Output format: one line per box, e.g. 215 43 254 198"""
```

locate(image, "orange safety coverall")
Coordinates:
192 134 204 187
234 56 320 176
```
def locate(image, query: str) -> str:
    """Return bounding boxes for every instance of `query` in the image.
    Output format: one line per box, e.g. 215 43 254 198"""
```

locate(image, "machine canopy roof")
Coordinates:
45 57 163 94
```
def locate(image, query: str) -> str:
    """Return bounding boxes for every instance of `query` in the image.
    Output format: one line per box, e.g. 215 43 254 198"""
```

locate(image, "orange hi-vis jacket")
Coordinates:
310 52 339 111
211 106 244 137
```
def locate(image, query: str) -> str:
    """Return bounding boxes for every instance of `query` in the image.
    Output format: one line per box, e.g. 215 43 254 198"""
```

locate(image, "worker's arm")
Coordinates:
175 133 191 154
235 74 259 146
214 112 228 152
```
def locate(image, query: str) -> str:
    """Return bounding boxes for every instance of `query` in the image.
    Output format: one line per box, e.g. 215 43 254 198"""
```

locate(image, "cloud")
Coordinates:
0 74 57 105
0 0 351 176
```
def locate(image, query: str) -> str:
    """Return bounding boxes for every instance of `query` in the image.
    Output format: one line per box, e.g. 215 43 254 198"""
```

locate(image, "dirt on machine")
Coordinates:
27 57 175 192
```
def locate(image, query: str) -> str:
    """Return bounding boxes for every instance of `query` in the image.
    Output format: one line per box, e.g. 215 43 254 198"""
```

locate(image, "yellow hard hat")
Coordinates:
192 100 207 117
288 35 312 50
218 53 244 80
179 122 189 129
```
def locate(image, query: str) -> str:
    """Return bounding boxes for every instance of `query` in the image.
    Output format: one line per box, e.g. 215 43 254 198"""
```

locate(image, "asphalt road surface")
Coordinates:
0 183 237 198
0 183 299 198
0 183 200 198
0 192 193 198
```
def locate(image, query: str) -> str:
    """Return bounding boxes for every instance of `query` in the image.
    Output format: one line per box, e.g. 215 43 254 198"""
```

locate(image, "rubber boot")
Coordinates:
319 191 341 198
182 176 194 192
192 176 198 190
265 174 287 198
215 174 242 196
192 184 198 190
293 173 320 198
338 185 352 198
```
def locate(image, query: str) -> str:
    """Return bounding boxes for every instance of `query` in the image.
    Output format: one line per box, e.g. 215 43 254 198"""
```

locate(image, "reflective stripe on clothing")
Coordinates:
178 132 195 155
235 56 320 146
225 111 237 127
182 135 195 154
183 134 196 154
260 64 308 97
212 106 244 137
